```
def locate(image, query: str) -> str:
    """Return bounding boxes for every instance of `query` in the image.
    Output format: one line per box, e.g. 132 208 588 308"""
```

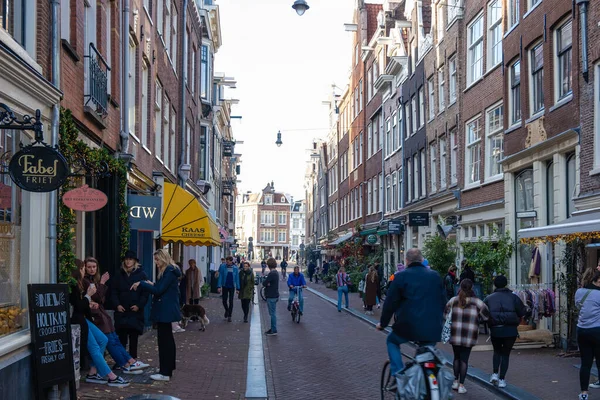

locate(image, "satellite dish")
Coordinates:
437 224 455 240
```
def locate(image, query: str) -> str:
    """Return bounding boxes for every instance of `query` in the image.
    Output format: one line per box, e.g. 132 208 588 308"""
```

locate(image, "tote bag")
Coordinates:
441 306 452 344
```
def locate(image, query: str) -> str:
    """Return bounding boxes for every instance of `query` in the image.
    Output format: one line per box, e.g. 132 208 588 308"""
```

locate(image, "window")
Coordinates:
170 107 176 172
488 0 502 69
420 150 426 197
354 87 359 119
448 57 457 104
430 144 437 192
368 179 372 214
486 103 504 179
509 61 522 125
418 87 425 127
264 195 273 205
373 175 379 213
278 230 286 243
359 79 363 111
163 97 170 166
386 175 392 213
437 5 444 42
157 0 163 34
385 118 391 156
448 0 459 23
450 129 457 185
278 212 287 225
509 0 519 28
397 166 403 209
379 174 383 212
128 39 136 136
155 82 163 160
367 123 373 158
185 122 191 164
170 2 178 67
556 20 573 100
405 103 412 137
292 235 299 246
261 229 275 243
547 162 555 224
567 153 576 216
359 132 363 164
413 154 420 198
61 0 71 40
392 114 398 152
465 117 482 185
528 0 541 11
201 45 209 99
440 137 447 189
392 172 398 211
367 67 373 101
261 211 274 224
372 115 379 154
438 67 445 110
428 77 435 119
467 14 484 85
407 158 413 201
199 126 208 179
530 43 544 115
373 58 379 82
190 46 196 95
141 62 149 148
411 96 417 134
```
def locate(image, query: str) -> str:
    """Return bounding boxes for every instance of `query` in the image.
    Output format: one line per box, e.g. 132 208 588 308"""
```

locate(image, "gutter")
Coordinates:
178 0 189 187
577 0 589 82
121 0 130 153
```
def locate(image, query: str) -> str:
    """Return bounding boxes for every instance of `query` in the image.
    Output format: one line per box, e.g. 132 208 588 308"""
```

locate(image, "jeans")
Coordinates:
117 328 140 359
288 288 304 313
337 286 349 311
491 336 517 379
222 287 235 317
157 322 176 376
105 331 133 367
86 320 111 377
578 327 600 391
386 331 435 375
267 298 278 333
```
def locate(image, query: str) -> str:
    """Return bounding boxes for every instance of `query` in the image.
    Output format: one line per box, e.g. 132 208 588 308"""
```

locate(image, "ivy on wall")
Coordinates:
57 108 129 285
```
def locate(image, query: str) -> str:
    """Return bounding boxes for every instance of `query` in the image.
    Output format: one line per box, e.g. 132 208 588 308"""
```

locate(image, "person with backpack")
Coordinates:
483 275 528 389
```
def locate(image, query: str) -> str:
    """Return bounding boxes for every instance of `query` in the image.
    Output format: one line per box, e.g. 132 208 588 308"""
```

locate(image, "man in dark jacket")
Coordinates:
459 260 476 283
307 261 316 282
263 258 280 336
376 248 446 375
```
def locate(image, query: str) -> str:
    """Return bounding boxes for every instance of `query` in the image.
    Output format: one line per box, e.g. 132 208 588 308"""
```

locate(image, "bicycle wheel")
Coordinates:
295 310 301 324
260 286 266 301
291 309 296 321
380 360 397 400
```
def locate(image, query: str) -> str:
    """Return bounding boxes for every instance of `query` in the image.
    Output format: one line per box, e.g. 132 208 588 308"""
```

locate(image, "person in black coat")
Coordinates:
110 250 149 360
459 260 476 283
483 275 528 387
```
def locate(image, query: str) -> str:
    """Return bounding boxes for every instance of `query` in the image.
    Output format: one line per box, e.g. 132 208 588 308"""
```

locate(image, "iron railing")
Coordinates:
84 43 110 116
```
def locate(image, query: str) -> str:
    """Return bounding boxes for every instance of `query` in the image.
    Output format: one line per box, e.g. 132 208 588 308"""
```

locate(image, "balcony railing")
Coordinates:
84 43 110 116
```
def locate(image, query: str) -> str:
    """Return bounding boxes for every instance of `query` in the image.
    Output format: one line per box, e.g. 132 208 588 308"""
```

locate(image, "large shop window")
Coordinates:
515 168 535 284
0 130 26 339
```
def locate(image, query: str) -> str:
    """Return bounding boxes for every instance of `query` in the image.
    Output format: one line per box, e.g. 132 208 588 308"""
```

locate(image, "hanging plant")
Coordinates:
57 108 130 285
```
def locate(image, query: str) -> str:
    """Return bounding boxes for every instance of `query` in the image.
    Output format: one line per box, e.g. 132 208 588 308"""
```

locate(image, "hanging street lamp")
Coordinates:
292 0 309 16
275 131 283 147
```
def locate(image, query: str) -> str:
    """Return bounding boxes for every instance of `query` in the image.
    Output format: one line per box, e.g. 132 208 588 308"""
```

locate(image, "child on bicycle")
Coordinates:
287 266 307 315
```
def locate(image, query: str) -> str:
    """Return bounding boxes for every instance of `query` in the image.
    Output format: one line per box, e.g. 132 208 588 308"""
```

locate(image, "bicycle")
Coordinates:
289 287 303 323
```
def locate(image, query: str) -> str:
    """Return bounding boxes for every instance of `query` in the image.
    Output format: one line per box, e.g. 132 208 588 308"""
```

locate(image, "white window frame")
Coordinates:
467 13 484 86
373 175 379 213
450 129 458 185
367 123 373 158
527 0 541 12
128 38 137 138
413 154 420 199
359 79 363 112
428 77 435 120
529 42 544 116
385 118 391 157
437 5 444 42
487 0 503 70
407 158 412 201
447 0 459 25
141 61 149 149
555 19 573 102
430 144 437 193
418 87 425 127
170 107 176 172
367 179 372 214
278 212 287 225
440 136 447 189
438 66 445 111
367 67 373 101
392 172 398 211
420 150 426 198
392 113 398 152
509 60 522 126
155 80 163 161
485 102 504 180
465 116 482 187
411 96 417 134
449 56 457 104
405 103 412 138
508 0 519 28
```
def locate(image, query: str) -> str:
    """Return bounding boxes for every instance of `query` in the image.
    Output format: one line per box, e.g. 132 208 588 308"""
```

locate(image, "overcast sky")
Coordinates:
215 0 362 200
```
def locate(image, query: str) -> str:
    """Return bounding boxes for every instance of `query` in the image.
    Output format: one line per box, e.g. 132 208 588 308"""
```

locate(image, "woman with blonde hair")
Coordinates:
131 249 182 381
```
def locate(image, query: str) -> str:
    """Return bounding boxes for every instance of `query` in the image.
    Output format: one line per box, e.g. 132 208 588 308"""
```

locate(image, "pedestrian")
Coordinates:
239 261 255 323
323 260 330 276
445 278 490 394
172 262 186 333
261 259 267 276
336 266 351 312
110 250 150 362
83 257 149 374
314 263 321 284
70 260 131 387
459 260 475 283
364 266 379 315
484 275 528 388
280 258 288 280
131 249 182 382
185 259 202 305
287 266 307 315
308 261 316 282
263 258 279 335
576 268 600 400
444 264 458 300
375 262 383 308
217 256 240 322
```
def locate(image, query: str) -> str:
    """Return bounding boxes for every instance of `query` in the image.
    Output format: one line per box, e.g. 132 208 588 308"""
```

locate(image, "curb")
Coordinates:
307 287 541 400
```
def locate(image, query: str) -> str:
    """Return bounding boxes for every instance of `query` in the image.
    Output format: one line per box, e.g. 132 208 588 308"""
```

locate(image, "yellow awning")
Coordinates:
161 182 221 247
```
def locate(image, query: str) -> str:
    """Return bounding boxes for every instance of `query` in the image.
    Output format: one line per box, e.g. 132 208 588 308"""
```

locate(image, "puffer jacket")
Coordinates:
484 288 528 337
110 266 149 334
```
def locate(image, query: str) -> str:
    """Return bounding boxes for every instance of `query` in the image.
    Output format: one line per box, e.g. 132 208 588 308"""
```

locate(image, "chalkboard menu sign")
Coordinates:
27 284 76 400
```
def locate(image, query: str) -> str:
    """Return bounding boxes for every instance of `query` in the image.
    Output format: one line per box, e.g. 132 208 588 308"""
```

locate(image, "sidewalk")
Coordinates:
307 278 589 400
77 295 249 400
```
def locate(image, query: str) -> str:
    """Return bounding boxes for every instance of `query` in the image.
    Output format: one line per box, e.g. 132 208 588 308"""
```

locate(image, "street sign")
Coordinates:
9 146 69 192
388 219 404 235
408 212 430 226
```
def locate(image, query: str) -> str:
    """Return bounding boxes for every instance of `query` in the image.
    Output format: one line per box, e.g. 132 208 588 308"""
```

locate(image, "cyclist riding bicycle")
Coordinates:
287 266 307 315
376 248 446 376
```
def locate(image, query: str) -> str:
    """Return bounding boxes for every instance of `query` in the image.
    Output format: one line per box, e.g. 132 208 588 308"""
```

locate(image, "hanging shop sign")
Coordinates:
62 185 108 211
388 219 404 235
8 146 69 192
28 284 76 400
408 212 430 227
128 194 162 231
366 234 379 245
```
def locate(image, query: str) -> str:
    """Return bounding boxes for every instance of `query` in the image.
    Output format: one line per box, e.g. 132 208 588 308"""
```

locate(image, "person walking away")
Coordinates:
280 258 288 280
111 250 149 361
576 268 600 400
444 264 458 300
287 266 307 315
445 278 490 394
186 259 202 305
374 262 384 308
83 257 149 374
336 267 351 312
459 260 475 283
323 260 330 276
70 260 130 387
364 266 379 315
376 248 446 376
217 256 240 322
131 249 182 381
261 259 267 276
239 261 255 323
484 275 528 388
263 258 280 335
308 261 316 282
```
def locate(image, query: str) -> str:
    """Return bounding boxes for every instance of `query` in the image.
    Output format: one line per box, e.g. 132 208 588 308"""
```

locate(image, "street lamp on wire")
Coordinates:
275 131 283 147
292 0 309 16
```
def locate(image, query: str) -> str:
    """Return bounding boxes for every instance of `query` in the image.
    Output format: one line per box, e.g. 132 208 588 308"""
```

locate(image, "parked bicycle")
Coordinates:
290 287 303 323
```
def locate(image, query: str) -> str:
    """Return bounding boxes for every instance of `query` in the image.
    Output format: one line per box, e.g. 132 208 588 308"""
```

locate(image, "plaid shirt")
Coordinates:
444 296 490 347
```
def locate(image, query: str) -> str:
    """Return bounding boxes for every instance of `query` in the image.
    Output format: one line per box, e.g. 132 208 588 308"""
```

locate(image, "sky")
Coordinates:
215 0 363 201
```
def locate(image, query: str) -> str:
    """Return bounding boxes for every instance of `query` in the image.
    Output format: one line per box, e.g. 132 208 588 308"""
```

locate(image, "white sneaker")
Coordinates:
458 386 467 394
490 373 499 385
498 379 507 388
150 374 170 381
452 381 459 390
590 381 600 389
172 326 185 333
130 360 149 370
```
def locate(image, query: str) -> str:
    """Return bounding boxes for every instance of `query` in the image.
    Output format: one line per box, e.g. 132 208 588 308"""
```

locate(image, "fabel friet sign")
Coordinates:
9 146 69 192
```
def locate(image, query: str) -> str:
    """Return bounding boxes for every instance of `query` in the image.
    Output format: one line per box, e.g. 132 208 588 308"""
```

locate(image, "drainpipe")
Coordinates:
178 0 189 187
577 0 589 82
121 0 130 153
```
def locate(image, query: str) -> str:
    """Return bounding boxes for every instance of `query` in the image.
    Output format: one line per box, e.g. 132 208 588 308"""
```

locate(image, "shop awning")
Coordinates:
329 232 354 246
518 211 600 241
161 182 221 246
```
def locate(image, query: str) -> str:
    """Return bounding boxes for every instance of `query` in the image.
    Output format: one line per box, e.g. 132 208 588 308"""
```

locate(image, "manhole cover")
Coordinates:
125 395 181 400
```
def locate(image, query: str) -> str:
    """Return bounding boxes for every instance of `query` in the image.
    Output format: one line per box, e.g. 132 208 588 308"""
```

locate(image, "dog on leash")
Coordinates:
181 304 210 331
